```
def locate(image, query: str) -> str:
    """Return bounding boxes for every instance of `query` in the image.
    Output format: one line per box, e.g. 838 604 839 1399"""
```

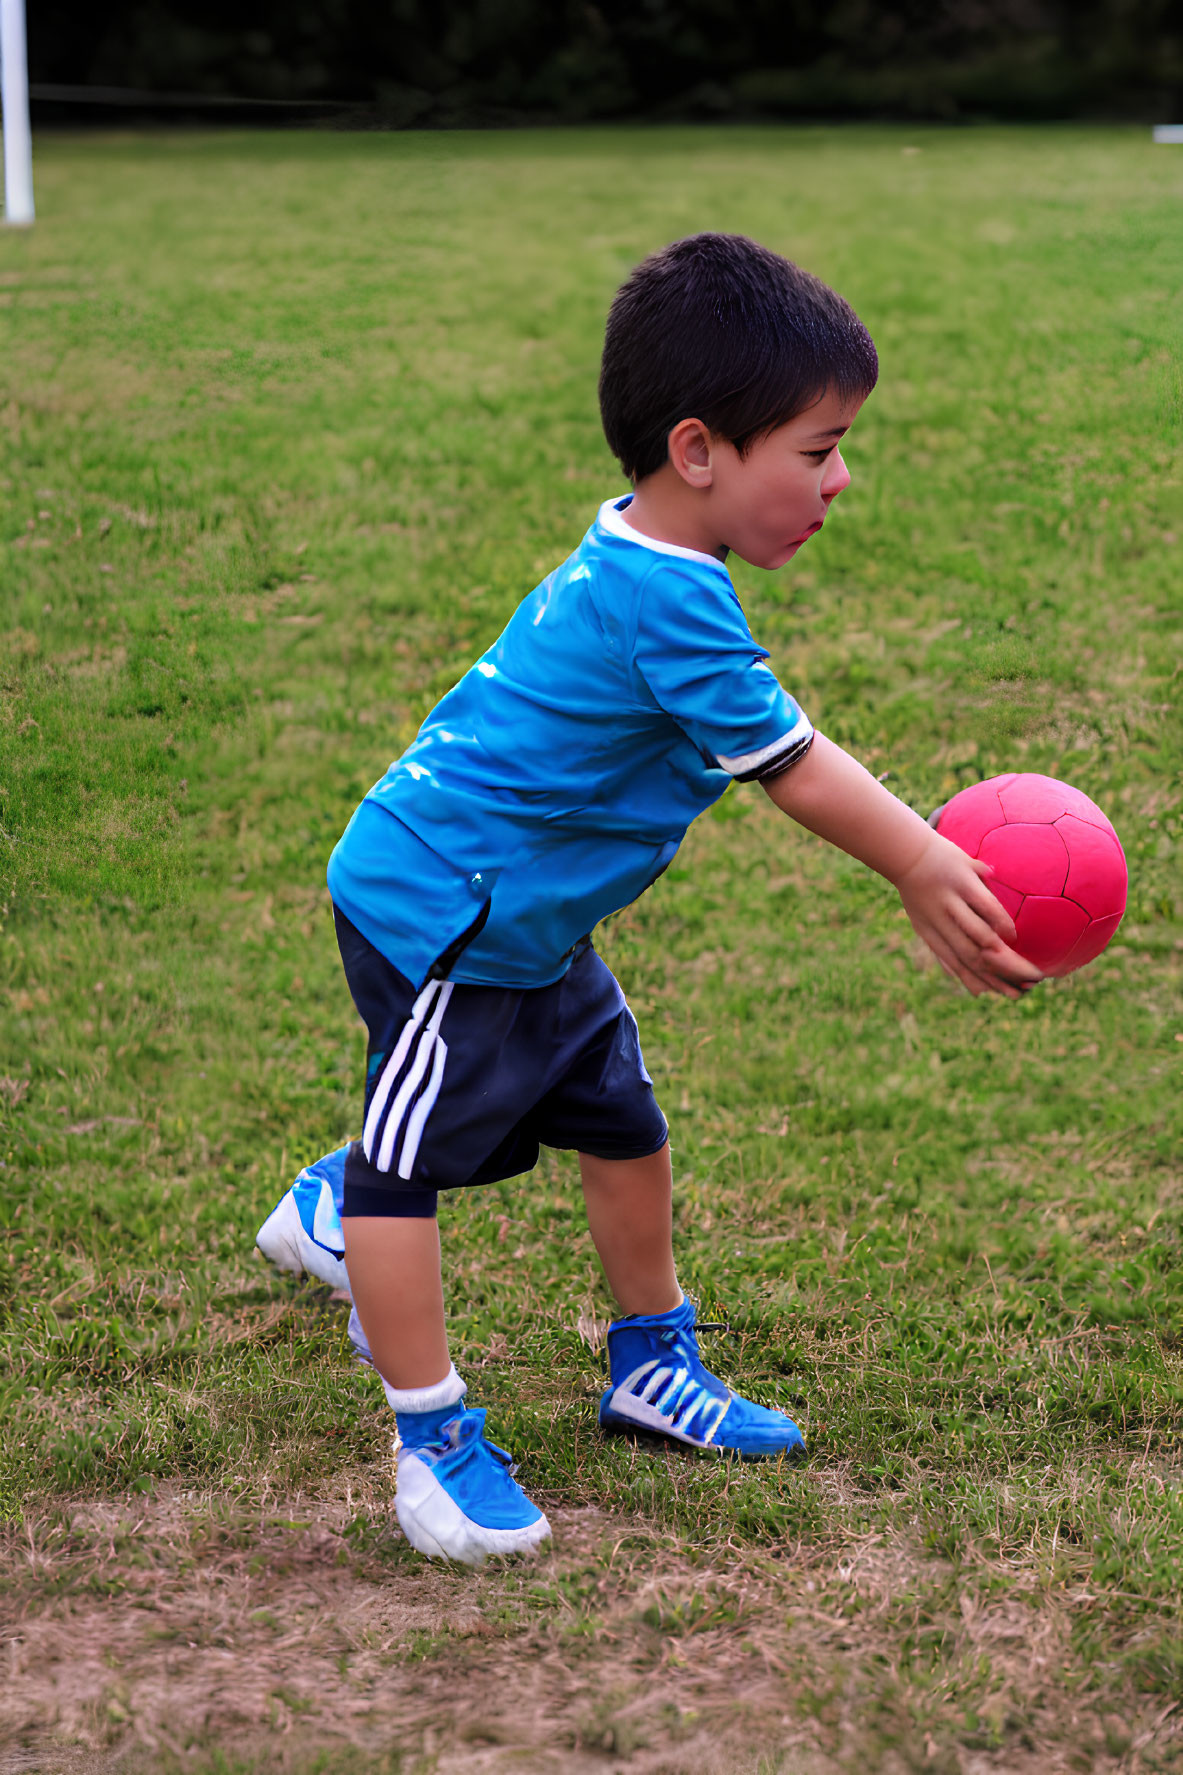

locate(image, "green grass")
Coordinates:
1 125 1181 1771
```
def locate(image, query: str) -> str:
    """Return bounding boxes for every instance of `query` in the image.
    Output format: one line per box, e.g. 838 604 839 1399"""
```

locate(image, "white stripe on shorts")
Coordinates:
397 1030 449 1179
362 979 443 1165
375 982 454 1175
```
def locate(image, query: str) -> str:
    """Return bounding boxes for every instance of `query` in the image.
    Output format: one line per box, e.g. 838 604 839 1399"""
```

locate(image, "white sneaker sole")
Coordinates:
395 1451 552 1565
255 1191 352 1295
600 1387 805 1460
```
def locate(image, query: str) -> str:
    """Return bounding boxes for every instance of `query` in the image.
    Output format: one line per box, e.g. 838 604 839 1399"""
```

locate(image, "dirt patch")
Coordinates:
1 1484 1179 1775
1 1491 784 1774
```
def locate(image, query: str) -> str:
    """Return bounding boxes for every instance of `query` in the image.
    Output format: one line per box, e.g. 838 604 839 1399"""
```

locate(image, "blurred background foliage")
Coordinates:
32 0 1183 127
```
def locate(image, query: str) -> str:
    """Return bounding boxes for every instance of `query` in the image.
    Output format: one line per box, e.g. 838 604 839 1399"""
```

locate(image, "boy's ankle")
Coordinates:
614 1293 688 1327
382 1363 466 1416
387 1367 468 1451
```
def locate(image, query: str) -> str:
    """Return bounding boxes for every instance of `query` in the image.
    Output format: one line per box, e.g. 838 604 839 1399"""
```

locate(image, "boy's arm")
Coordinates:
762 733 1043 999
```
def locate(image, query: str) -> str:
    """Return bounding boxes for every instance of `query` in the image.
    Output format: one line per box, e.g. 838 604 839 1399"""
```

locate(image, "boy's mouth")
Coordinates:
793 521 825 544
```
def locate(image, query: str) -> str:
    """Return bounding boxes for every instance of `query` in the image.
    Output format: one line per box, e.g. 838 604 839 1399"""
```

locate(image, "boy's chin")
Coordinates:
729 530 817 570
742 539 805 571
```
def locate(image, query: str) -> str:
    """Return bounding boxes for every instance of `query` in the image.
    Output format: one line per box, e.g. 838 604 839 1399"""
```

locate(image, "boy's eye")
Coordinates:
802 448 834 462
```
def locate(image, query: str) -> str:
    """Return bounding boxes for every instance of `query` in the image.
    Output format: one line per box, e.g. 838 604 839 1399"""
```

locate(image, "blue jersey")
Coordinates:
327 495 813 989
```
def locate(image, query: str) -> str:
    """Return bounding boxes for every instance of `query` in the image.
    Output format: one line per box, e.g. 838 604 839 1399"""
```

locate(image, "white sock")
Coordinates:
382 1363 466 1415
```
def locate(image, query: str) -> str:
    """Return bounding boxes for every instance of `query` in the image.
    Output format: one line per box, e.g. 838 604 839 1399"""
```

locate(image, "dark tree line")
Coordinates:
32 0 1183 124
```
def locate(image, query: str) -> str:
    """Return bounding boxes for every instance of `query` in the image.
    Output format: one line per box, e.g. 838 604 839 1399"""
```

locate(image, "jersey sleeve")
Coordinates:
631 559 814 782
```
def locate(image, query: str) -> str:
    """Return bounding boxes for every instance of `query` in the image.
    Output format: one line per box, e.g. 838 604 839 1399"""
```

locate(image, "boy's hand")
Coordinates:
891 831 1042 999
762 734 1043 1000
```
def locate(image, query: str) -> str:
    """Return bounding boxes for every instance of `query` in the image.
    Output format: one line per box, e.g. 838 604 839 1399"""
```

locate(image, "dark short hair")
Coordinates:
599 233 878 482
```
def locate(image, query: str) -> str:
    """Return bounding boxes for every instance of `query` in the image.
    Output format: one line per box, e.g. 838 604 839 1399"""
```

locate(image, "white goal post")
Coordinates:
1 0 34 225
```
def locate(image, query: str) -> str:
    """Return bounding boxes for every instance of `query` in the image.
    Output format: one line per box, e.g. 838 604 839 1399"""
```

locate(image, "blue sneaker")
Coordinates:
394 1401 552 1564
255 1144 352 1296
599 1297 806 1459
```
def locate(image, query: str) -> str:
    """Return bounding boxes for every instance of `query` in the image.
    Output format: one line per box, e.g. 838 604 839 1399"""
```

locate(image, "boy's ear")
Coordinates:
666 418 714 489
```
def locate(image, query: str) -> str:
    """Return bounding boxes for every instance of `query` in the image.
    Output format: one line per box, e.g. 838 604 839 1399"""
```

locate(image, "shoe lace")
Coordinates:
438 1407 518 1477
658 1319 727 1351
600 1313 730 1373
656 1320 733 1387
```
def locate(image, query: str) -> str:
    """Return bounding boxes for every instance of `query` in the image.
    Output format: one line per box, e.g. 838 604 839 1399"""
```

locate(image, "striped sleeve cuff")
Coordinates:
717 721 815 783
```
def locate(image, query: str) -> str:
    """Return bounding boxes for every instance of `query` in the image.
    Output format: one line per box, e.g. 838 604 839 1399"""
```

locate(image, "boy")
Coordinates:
257 234 1039 1565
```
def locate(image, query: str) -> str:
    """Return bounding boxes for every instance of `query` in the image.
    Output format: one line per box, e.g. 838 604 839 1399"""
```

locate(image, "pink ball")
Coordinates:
934 773 1127 976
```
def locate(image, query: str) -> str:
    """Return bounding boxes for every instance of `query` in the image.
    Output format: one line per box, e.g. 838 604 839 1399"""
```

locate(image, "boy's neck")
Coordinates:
621 466 727 562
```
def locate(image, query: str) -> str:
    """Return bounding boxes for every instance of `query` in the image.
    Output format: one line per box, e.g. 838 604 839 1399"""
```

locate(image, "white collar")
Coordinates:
596 495 729 572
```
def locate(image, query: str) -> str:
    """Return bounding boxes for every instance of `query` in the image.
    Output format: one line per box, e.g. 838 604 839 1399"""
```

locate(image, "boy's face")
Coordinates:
706 388 865 570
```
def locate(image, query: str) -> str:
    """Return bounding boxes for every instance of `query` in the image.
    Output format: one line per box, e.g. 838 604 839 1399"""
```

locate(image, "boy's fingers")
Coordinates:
959 930 1040 989
940 903 1019 978
913 905 1040 999
980 938 1043 986
966 958 1030 1001
966 958 1025 999
939 894 1042 989
948 900 1011 957
966 860 1018 943
924 929 987 996
926 924 1031 999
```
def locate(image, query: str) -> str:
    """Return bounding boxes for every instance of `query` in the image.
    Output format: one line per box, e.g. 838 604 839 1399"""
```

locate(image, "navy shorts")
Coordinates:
334 908 669 1219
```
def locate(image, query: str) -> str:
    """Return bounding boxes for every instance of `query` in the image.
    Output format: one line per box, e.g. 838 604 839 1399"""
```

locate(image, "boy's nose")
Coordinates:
822 448 851 501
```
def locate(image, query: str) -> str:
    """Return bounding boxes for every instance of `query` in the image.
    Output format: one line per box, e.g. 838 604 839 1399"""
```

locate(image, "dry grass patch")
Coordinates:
3 1480 1181 1775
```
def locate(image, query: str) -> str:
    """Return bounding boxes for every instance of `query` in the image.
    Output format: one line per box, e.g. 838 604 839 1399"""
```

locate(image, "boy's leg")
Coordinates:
342 1211 551 1562
342 1215 450 1389
582 1140 806 1460
578 1141 681 1316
